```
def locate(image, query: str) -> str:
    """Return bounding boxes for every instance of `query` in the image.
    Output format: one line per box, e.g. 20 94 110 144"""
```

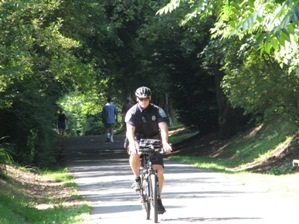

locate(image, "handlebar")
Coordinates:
136 138 171 155
138 145 165 154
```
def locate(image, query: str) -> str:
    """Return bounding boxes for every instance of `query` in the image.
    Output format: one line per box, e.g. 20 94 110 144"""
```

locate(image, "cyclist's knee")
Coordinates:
152 164 163 172
130 154 140 162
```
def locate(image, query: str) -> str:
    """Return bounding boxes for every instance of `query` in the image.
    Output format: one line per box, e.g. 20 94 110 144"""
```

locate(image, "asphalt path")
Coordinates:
65 135 297 224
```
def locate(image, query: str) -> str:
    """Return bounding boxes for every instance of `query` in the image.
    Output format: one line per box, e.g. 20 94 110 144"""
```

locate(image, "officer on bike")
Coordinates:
125 86 172 214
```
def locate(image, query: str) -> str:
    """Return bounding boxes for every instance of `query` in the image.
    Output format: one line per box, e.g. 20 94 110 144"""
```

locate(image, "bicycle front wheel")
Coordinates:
149 173 158 223
143 193 150 220
141 175 151 220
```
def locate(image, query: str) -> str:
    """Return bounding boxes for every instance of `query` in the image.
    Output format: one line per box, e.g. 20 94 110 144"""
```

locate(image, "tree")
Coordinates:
0 0 98 166
159 0 299 69
158 0 299 128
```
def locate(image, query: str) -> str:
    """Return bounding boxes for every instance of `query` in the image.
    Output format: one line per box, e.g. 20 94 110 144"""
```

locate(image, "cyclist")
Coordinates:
125 86 172 214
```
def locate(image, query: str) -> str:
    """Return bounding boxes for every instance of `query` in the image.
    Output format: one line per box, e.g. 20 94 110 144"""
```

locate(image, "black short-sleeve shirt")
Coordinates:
125 103 168 139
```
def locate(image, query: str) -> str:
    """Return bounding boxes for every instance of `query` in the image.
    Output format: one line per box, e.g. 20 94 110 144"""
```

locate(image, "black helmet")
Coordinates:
135 86 151 98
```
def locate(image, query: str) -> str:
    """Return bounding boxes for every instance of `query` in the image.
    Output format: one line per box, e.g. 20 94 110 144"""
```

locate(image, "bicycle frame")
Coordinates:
138 145 162 223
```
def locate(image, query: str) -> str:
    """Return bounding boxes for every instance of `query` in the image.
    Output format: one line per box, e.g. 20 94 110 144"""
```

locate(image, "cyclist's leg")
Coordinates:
152 164 164 195
151 154 164 196
129 153 141 177
152 154 166 214
130 153 142 190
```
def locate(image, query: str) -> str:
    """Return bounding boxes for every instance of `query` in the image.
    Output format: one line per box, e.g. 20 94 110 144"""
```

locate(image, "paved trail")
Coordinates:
65 135 297 224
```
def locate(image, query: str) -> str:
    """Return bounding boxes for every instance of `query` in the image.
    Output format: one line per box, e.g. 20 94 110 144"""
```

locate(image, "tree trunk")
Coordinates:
214 68 246 138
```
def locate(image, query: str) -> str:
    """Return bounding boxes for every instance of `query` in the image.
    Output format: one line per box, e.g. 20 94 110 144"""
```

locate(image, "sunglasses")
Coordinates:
138 97 150 101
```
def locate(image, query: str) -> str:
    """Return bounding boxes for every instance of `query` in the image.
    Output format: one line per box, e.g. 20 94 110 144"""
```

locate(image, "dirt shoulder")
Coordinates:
0 164 84 210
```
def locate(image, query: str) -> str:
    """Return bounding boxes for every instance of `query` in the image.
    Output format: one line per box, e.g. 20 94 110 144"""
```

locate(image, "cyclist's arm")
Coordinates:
126 123 137 153
158 121 172 153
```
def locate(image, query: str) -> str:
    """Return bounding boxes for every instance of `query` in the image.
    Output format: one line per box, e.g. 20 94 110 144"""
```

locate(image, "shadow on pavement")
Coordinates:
64 134 292 224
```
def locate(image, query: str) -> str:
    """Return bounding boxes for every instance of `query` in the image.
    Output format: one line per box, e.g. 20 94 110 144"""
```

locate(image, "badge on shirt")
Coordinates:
152 115 156 121
158 108 167 118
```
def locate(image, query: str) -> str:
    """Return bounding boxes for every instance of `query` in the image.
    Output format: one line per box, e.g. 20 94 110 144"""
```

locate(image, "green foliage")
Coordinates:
2 0 299 168
221 121 297 168
58 91 106 136
0 84 61 167
0 194 90 224
0 139 12 166
267 163 294 175
41 167 75 184
27 129 38 163
55 0 221 135
0 140 13 178
160 0 299 123
0 0 101 166
169 131 199 145
135 8 219 132
156 0 181 15
162 0 299 68
221 45 299 121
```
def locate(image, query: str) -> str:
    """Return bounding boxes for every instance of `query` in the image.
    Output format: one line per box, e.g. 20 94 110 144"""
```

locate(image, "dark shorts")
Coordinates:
143 153 164 167
128 150 164 167
58 122 66 129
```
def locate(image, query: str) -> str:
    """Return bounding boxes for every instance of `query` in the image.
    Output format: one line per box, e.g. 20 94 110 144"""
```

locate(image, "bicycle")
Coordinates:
137 138 164 223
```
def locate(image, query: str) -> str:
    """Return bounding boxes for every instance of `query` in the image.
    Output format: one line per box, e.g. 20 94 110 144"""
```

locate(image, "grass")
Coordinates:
0 195 90 224
168 119 299 199
0 165 91 224
41 167 78 188
169 125 199 145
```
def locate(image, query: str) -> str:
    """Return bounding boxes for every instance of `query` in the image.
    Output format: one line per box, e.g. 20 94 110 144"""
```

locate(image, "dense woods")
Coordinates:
1 0 299 167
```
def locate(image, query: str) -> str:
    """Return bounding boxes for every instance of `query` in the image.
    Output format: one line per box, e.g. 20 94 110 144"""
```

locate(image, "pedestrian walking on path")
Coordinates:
101 97 118 142
121 98 133 128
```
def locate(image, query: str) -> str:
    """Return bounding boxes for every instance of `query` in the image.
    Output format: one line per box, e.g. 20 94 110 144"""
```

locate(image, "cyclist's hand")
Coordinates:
128 144 138 155
162 142 172 154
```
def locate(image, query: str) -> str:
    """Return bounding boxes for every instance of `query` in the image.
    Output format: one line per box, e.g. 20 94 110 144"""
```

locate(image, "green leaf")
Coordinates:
288 23 295 35
265 42 272 54
292 5 299 23
280 28 290 42
156 0 181 15
270 37 279 50
256 33 265 45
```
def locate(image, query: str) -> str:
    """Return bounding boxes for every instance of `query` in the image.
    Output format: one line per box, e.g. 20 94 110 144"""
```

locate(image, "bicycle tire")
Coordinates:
144 196 151 220
150 173 158 223
141 175 151 220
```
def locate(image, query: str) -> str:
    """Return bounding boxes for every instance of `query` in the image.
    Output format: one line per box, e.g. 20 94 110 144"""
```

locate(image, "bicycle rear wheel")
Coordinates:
150 173 158 223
